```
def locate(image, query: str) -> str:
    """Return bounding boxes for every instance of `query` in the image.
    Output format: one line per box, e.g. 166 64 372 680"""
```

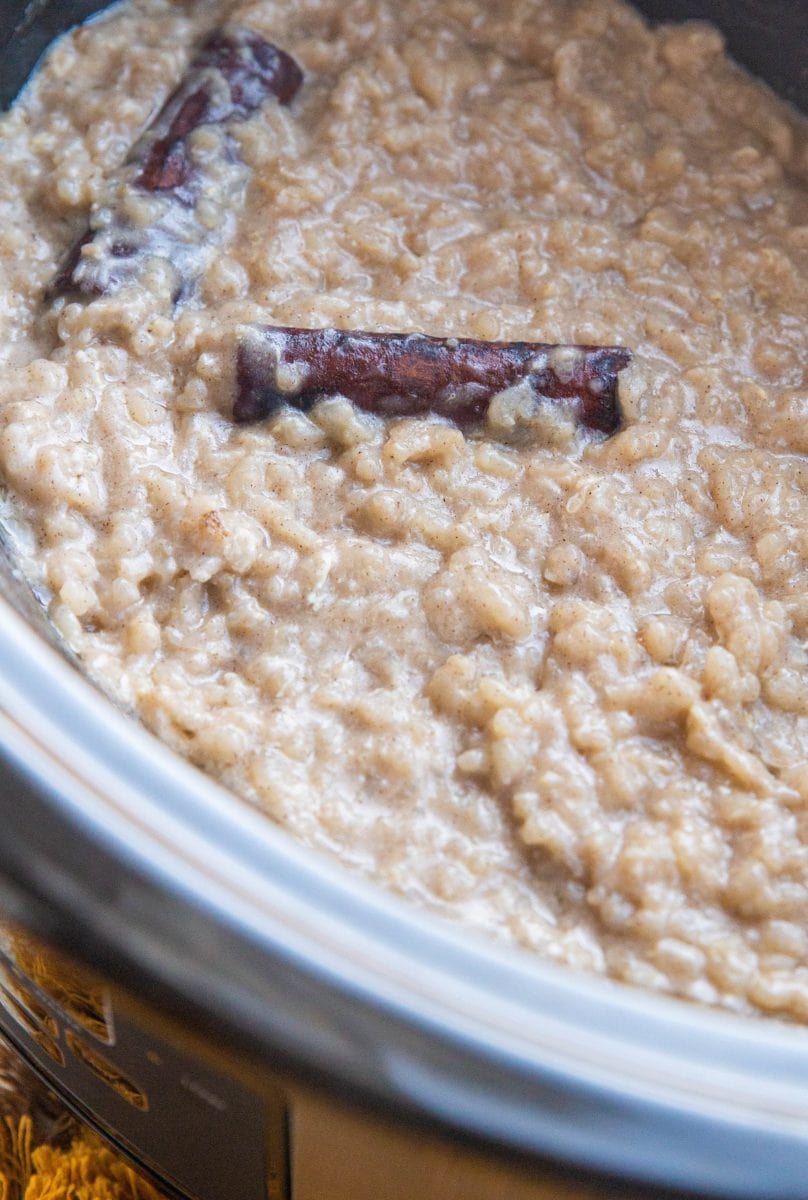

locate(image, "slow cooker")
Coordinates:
0 3 805 1198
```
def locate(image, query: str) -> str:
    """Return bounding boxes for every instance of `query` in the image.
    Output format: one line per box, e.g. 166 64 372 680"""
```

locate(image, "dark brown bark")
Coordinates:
235 325 631 436
50 27 303 301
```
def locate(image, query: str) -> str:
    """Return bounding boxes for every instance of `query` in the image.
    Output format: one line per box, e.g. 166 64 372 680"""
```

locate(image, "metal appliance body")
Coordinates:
0 3 805 1198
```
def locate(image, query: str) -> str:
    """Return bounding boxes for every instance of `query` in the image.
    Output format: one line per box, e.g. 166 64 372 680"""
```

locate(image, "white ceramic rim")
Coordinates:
2 593 808 1197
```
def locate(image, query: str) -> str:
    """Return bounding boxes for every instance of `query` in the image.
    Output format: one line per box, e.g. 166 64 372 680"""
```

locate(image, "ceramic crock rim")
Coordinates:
2 593 808 1197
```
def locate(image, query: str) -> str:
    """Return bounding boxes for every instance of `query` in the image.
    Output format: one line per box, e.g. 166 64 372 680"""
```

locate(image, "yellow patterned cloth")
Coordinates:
0 1044 163 1200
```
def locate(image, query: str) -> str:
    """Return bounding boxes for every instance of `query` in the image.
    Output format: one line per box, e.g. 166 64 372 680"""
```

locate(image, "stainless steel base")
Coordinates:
0 927 663 1200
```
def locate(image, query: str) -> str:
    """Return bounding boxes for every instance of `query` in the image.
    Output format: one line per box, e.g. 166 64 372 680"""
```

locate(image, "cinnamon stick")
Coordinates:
235 325 631 436
50 27 303 302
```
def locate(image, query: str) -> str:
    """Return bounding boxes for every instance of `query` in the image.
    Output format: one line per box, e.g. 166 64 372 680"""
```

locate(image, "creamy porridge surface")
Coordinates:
0 0 807 1018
